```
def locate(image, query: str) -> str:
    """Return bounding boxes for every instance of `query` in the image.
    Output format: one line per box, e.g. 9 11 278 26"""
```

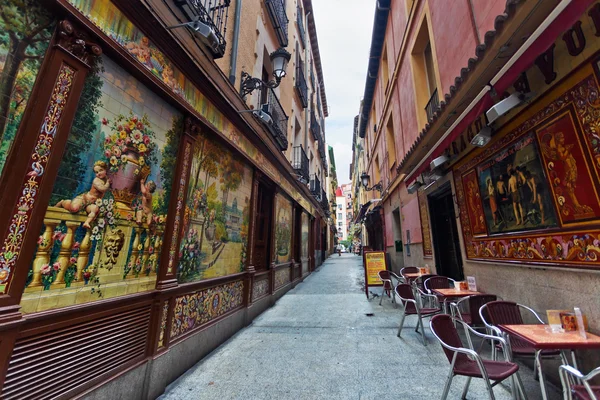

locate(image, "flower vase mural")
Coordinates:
20 54 182 313
177 131 252 283
273 195 292 265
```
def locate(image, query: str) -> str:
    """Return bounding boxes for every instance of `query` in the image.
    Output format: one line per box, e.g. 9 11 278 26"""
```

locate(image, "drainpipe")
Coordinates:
228 0 242 84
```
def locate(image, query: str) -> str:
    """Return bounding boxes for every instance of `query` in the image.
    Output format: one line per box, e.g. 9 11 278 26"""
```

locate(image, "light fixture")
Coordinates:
166 19 220 54
407 181 422 194
360 172 383 194
471 126 493 147
429 155 449 171
240 48 291 98
486 91 529 124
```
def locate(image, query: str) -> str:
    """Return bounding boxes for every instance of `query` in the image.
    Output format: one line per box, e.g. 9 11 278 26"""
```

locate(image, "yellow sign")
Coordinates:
364 251 386 286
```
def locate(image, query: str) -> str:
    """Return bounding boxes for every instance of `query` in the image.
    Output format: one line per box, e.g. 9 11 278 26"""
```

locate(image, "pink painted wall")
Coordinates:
471 0 506 40
401 197 423 244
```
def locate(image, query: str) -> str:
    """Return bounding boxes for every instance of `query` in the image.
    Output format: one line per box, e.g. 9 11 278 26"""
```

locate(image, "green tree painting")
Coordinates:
0 1 54 173
157 116 182 215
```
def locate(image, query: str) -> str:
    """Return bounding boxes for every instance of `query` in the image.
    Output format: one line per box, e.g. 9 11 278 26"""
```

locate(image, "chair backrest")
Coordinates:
395 284 415 301
484 301 523 326
424 276 451 291
378 270 392 289
400 266 419 276
467 295 497 326
430 314 469 365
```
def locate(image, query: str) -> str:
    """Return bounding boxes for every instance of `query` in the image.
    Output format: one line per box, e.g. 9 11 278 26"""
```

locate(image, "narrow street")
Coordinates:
160 254 559 400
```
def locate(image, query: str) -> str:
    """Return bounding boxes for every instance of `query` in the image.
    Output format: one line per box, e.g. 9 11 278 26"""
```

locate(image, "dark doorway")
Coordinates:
428 184 464 280
253 182 273 270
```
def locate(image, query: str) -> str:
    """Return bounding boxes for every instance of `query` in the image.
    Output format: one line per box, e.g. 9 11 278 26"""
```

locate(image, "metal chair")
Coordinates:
389 271 405 286
424 275 457 293
450 294 498 329
378 270 395 306
416 273 438 291
559 365 600 400
400 266 419 276
395 283 441 345
430 314 527 400
480 301 563 374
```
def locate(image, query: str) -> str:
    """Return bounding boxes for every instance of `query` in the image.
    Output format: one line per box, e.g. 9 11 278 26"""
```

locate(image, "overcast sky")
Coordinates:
312 0 376 186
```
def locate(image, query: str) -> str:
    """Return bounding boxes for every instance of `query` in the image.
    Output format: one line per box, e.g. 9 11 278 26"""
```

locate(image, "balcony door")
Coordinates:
253 181 274 270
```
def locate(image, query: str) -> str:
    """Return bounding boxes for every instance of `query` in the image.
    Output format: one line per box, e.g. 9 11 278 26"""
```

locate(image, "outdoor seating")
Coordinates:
389 271 405 286
416 273 438 291
480 301 562 370
450 294 498 329
559 364 600 400
430 314 527 400
378 270 395 306
395 283 441 345
400 266 419 280
424 276 456 293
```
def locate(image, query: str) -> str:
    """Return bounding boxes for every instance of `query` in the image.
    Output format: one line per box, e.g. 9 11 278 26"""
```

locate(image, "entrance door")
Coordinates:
428 184 464 280
253 183 273 270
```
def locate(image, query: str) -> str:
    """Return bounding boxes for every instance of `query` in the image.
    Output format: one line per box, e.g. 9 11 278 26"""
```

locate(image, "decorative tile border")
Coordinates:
157 300 169 348
167 142 191 274
170 280 244 339
251 278 269 301
0 65 76 293
417 191 433 258
274 267 290 290
66 0 316 217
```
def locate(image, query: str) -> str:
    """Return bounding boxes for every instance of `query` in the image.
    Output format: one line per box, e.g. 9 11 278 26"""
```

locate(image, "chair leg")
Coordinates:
419 317 427 346
461 377 471 400
441 370 454 400
514 372 528 400
483 377 496 400
510 376 518 400
379 287 384 305
533 357 538 382
397 311 407 337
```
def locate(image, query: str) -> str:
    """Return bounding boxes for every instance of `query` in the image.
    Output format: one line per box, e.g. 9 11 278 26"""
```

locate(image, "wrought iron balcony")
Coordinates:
297 6 306 48
261 88 289 151
425 88 439 122
173 0 231 59
292 145 309 182
295 64 308 108
318 140 325 160
310 174 321 198
310 64 315 90
320 188 329 210
265 0 289 47
317 92 322 115
310 110 320 141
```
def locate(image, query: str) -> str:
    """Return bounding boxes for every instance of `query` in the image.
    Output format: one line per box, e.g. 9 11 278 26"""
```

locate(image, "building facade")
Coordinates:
354 0 600 374
0 0 331 397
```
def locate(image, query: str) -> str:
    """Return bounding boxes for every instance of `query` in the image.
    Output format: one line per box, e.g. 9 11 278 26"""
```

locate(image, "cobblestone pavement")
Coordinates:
160 254 560 399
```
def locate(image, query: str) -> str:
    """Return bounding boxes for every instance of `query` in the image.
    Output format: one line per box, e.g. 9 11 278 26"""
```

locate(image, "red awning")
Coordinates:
406 0 595 184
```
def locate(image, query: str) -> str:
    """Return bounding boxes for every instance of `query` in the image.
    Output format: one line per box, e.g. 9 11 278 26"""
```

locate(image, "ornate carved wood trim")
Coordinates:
56 20 102 66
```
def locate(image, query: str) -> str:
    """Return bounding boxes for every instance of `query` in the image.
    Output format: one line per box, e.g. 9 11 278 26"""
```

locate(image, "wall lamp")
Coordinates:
360 172 383 194
471 125 493 147
166 19 220 54
240 48 291 98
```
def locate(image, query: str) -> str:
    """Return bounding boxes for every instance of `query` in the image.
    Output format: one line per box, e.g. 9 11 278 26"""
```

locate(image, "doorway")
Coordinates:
253 182 273 270
428 184 464 280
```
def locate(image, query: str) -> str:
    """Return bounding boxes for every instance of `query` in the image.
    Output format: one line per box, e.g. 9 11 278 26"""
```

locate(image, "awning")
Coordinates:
354 199 381 224
406 0 594 183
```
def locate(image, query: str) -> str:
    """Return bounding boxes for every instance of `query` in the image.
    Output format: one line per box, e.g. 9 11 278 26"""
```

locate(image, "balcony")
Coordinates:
310 174 321 199
425 88 439 122
173 0 231 59
292 145 309 182
295 64 308 108
265 0 289 47
261 88 289 151
320 188 329 210
297 6 306 48
310 64 315 90
310 111 320 141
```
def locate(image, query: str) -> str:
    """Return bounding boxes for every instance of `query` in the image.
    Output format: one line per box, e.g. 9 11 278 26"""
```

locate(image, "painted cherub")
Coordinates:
136 177 157 225
126 36 152 68
55 161 111 229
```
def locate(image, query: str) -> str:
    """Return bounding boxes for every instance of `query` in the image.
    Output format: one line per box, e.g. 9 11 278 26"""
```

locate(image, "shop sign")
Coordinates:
363 251 387 298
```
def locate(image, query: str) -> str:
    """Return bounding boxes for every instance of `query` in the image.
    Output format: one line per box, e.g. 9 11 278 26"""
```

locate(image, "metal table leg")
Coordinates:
535 349 548 400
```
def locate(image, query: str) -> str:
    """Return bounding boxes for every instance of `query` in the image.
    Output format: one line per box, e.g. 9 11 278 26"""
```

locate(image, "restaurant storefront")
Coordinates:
0 0 326 398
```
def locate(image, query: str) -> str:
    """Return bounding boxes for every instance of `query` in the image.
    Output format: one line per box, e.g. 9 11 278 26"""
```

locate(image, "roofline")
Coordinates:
303 0 329 117
358 0 391 138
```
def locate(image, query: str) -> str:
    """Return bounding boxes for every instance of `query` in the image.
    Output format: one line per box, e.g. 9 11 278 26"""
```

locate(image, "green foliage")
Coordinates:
50 57 104 204
340 240 351 248
157 116 182 215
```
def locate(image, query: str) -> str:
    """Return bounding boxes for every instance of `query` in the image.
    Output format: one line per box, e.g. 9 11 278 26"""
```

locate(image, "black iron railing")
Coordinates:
309 62 315 89
173 0 231 58
317 91 322 115
310 110 320 141
320 188 328 210
292 145 309 182
261 88 289 151
297 6 306 47
265 0 289 47
425 88 439 121
310 174 321 198
295 63 308 108
318 140 325 160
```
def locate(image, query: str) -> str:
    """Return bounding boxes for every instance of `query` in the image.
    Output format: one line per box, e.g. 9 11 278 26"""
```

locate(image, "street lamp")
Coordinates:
360 172 383 194
240 48 291 98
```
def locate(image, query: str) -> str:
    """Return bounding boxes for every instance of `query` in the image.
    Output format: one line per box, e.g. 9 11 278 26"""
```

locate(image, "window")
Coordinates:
381 44 389 90
338 204 342 210
385 116 396 170
338 222 343 227
411 15 440 128
424 43 436 97
338 213 343 219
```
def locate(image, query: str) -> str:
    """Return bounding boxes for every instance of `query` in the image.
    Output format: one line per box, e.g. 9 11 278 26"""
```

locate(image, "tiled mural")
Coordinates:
170 280 244 339
177 132 252 283
273 194 292 265
19 54 181 312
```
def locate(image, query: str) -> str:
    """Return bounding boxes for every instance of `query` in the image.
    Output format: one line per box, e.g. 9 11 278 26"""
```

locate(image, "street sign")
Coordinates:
363 251 386 299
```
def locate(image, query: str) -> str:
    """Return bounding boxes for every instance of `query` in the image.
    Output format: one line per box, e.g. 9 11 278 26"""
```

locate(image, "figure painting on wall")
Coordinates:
477 132 558 234
177 131 252 283
536 110 600 224
0 1 54 178
20 54 182 314
273 194 292 265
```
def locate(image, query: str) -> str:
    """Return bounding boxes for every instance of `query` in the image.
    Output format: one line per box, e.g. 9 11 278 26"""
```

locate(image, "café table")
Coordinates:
499 324 600 400
403 272 421 282
431 288 482 314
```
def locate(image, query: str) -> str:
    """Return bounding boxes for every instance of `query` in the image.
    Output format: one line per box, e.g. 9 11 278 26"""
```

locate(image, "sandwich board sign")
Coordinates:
363 251 387 299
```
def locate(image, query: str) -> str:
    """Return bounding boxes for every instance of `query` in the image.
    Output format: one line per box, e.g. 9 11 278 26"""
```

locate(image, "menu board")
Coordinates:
363 251 387 298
